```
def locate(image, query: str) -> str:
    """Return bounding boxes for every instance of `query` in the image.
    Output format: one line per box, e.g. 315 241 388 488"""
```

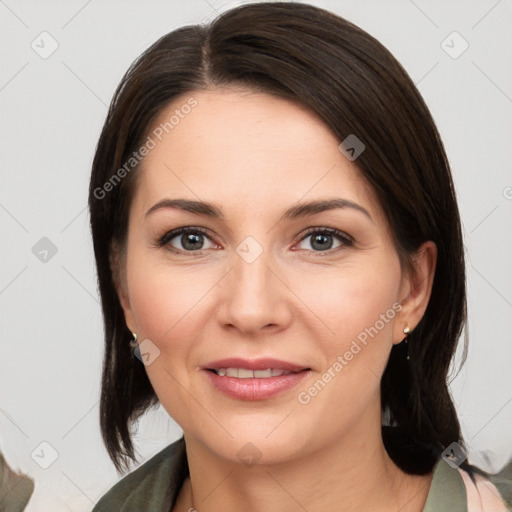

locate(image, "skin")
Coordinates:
115 87 437 512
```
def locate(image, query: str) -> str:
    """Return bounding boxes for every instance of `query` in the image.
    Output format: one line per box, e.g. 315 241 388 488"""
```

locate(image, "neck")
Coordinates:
174 416 433 512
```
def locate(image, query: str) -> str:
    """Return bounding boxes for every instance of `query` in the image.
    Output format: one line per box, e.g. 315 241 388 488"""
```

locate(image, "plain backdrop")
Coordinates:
1 0 511 510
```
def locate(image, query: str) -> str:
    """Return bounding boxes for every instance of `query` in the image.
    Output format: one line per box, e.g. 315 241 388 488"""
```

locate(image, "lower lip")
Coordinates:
203 370 309 400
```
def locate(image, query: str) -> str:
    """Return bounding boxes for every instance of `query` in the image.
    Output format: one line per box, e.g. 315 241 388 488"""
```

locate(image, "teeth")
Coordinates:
214 368 292 378
237 368 254 379
254 369 273 378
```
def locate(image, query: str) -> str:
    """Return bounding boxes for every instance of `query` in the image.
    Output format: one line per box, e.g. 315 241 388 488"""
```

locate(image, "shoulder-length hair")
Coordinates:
89 1 467 474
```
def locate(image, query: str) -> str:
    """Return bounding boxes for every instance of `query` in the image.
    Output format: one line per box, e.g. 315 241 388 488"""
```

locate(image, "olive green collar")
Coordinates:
422 458 467 512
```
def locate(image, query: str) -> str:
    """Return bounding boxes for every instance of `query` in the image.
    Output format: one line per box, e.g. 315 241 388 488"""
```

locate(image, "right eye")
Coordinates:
157 227 219 254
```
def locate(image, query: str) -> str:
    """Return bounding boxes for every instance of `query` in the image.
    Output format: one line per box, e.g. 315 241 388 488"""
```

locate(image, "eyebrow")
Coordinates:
145 198 373 222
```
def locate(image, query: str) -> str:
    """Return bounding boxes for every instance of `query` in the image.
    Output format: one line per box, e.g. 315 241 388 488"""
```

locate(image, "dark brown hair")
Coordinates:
89 1 467 474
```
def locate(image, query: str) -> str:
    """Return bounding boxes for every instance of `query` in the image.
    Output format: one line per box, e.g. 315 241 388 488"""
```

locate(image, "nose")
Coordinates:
216 246 293 336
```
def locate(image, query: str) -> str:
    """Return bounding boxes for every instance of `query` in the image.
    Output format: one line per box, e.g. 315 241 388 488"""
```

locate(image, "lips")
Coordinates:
202 357 311 400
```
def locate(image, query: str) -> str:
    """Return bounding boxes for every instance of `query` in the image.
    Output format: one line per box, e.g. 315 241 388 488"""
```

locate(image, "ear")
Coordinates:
110 240 137 334
394 240 437 344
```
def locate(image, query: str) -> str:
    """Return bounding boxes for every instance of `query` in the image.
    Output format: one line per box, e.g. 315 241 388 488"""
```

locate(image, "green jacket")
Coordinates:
92 437 512 511
0 452 34 512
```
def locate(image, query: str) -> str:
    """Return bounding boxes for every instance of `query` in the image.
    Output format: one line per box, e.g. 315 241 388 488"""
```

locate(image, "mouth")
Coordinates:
208 368 297 378
203 357 310 373
202 358 311 400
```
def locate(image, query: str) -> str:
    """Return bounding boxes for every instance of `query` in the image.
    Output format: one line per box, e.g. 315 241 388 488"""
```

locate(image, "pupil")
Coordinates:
312 233 332 251
182 233 203 250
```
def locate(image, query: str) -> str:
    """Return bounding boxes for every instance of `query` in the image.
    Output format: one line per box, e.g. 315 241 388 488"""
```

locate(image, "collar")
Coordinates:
422 458 467 512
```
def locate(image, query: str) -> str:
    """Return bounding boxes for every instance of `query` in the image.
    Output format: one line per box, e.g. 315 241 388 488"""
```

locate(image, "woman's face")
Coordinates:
117 87 427 465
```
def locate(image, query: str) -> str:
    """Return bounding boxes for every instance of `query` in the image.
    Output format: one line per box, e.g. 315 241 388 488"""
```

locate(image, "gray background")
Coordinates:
1 0 511 510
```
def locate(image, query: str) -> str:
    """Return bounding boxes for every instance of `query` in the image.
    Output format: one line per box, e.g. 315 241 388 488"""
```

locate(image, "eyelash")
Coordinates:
155 226 354 257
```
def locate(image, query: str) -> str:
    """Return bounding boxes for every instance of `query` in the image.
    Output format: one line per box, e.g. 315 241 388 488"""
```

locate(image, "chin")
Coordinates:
198 415 315 467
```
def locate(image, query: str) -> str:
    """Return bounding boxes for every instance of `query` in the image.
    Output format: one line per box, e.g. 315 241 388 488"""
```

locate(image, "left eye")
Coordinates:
296 229 352 252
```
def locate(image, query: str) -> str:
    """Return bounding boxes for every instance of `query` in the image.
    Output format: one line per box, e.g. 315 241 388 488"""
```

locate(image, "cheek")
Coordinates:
126 254 211 344
342 277 398 345
296 262 401 350
124 257 213 420
291 262 402 412
291 262 402 424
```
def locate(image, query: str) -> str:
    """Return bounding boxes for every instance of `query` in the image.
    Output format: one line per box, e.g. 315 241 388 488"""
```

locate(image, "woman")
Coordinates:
88 2 510 511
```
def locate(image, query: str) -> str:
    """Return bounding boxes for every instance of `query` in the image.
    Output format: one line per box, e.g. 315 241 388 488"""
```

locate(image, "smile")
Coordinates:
211 368 293 378
202 358 311 400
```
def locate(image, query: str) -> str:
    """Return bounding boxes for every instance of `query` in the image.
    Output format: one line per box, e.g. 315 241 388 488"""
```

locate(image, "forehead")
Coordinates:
132 87 382 223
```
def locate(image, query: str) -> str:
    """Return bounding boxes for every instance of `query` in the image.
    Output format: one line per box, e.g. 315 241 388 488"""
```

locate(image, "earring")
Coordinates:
403 323 410 360
129 331 138 348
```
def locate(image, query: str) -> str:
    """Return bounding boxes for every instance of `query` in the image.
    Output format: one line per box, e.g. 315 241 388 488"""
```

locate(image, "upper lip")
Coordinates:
202 358 309 372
